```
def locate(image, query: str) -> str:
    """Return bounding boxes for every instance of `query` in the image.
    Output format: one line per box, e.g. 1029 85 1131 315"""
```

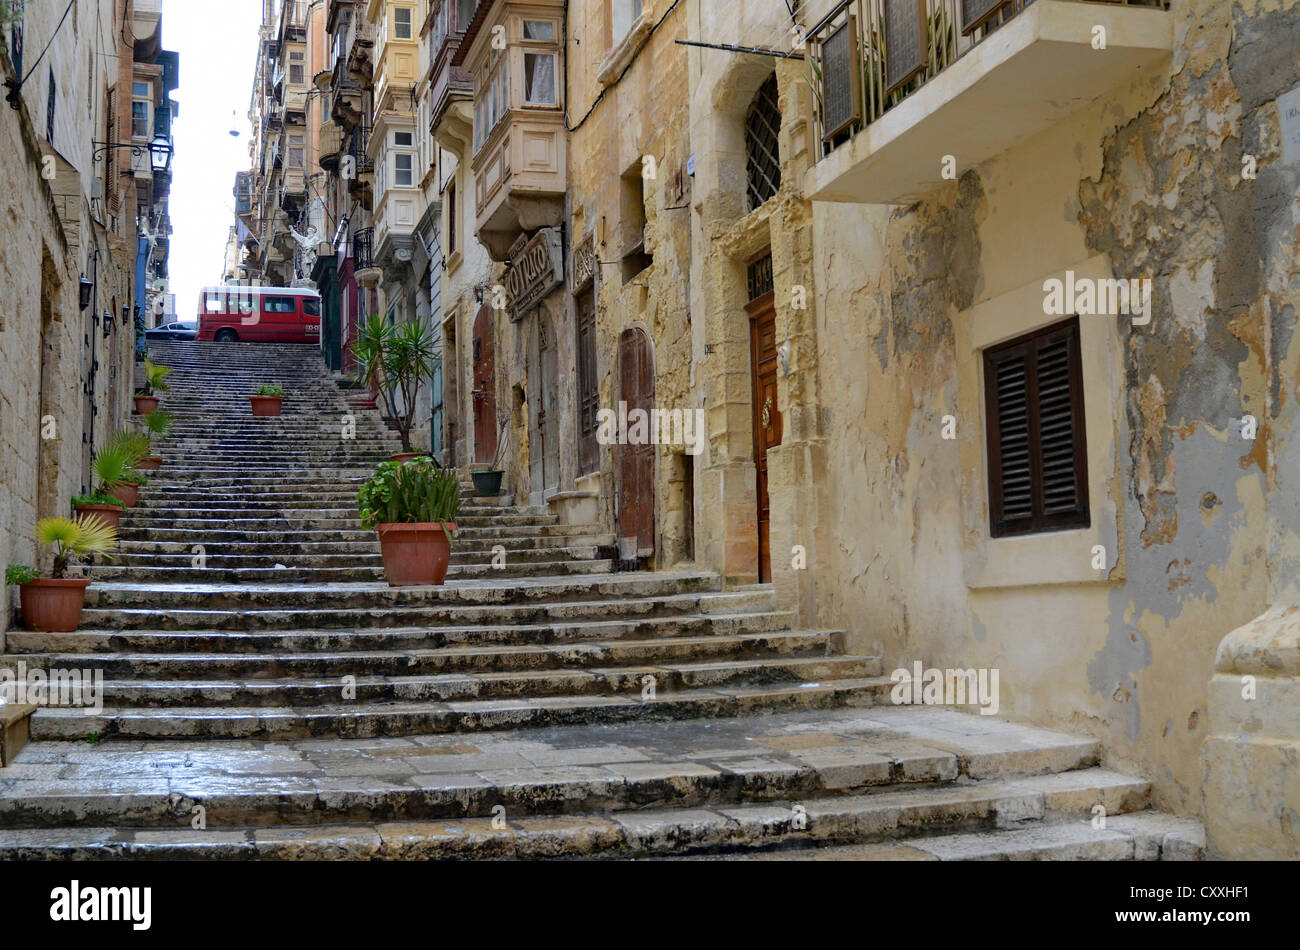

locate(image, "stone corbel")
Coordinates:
596 8 656 88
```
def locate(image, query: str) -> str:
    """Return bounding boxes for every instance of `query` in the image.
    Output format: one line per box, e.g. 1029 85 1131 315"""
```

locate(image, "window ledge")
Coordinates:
597 9 655 87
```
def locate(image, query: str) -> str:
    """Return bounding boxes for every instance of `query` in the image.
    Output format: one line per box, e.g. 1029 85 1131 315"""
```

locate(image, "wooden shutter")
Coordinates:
984 318 1088 537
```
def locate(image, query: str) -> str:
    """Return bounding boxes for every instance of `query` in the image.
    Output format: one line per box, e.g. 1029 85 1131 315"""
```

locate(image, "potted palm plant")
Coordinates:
137 409 172 471
135 358 172 414
73 433 142 527
350 314 440 463
250 384 284 416
6 515 119 632
358 458 461 586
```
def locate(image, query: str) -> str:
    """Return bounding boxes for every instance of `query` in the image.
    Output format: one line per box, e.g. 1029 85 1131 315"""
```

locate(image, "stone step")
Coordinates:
29 677 891 740
5 610 801 656
90 545 599 569
82 558 615 583
81 575 729 610
112 536 613 556
76 588 771 632
48 655 879 710
0 708 1109 829
117 512 558 529
112 522 604 543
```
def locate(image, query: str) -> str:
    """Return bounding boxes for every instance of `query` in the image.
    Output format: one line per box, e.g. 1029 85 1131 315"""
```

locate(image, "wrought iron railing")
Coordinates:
347 124 374 172
352 228 374 270
808 0 1168 157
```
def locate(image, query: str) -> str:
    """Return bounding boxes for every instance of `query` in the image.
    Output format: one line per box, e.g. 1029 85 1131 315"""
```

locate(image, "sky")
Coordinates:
161 0 263 323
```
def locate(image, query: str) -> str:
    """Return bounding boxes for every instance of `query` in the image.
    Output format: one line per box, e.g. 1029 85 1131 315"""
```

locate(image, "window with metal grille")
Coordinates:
745 74 781 211
983 317 1089 538
747 251 774 303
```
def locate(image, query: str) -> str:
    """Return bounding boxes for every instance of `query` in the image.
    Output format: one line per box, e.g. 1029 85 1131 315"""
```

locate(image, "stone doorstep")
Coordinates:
0 703 37 767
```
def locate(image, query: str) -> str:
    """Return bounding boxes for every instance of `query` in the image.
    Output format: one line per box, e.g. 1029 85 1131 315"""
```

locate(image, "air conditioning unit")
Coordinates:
153 279 168 292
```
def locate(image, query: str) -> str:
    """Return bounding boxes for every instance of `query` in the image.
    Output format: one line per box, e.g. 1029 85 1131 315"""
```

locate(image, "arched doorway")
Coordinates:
472 303 498 464
617 327 654 557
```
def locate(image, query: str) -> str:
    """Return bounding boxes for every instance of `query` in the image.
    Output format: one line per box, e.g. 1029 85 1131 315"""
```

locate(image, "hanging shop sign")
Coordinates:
505 227 564 320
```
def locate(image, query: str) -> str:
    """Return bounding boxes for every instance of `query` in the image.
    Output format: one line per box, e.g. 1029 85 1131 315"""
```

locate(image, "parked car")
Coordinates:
197 286 321 343
144 321 198 342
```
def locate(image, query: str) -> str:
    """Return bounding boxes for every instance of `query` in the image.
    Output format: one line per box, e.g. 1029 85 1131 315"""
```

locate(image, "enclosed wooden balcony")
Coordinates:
804 0 1174 204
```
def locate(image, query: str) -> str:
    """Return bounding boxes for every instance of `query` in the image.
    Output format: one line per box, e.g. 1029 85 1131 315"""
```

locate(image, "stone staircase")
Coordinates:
0 341 1204 859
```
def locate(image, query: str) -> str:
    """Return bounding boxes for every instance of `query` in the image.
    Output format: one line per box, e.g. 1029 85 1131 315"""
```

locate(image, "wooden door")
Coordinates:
472 304 498 464
748 292 782 582
618 327 654 557
576 289 599 475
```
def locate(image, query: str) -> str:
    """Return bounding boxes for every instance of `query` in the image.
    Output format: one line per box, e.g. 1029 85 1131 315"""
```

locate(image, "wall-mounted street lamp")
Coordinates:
79 274 94 310
91 136 174 171
122 303 132 327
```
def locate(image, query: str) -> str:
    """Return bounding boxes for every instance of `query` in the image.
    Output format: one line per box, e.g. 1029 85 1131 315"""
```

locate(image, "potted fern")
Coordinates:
137 409 172 471
250 384 284 416
135 358 172 414
358 458 461 586
6 515 119 632
73 433 143 527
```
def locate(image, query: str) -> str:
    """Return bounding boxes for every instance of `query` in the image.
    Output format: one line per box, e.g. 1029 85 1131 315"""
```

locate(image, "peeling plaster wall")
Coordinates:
807 0 1299 814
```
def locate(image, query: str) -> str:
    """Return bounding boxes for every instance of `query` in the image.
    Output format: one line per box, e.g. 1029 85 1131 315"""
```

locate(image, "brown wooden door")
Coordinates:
748 293 782 582
618 327 655 556
472 304 498 464
576 289 600 476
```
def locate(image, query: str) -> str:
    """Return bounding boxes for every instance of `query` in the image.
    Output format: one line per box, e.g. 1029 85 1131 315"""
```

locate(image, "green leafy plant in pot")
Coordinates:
350 314 440 462
250 384 284 416
135 358 171 414
73 432 146 526
358 458 461 586
137 409 173 471
7 515 119 632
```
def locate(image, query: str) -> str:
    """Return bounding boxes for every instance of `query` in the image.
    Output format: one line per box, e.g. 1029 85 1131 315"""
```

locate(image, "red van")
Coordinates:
197 286 322 343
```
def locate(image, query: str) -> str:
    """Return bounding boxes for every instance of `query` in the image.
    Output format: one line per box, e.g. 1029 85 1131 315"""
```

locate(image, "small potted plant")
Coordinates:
134 357 172 414
349 314 440 462
250 384 284 416
7 515 119 632
472 420 510 497
358 458 461 586
137 409 172 471
72 433 141 528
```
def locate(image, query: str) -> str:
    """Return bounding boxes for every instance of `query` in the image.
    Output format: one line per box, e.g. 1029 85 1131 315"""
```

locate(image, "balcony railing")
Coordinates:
808 0 1167 156
353 228 375 270
347 124 374 172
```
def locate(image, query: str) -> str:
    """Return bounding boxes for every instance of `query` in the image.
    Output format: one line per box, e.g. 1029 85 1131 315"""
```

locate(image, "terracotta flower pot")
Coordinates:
391 452 422 464
74 504 122 530
375 522 457 587
18 578 92 632
109 483 139 507
250 395 284 416
134 395 159 415
138 457 163 472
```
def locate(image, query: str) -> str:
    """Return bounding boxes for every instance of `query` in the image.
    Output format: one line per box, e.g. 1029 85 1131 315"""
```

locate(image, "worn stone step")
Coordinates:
83 559 614 583
67 656 879 710
76 588 772 632
0 707 1109 831
6 610 801 657
29 677 891 740
83 573 727 610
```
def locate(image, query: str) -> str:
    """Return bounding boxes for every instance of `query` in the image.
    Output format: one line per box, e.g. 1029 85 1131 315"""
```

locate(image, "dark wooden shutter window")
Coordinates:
984 317 1089 538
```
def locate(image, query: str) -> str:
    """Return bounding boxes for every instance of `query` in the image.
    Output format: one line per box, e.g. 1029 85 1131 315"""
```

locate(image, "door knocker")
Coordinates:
761 396 773 430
